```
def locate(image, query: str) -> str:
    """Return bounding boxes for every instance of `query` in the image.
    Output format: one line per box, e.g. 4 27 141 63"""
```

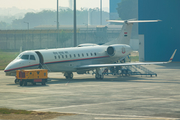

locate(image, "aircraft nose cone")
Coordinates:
4 64 11 72
4 60 17 72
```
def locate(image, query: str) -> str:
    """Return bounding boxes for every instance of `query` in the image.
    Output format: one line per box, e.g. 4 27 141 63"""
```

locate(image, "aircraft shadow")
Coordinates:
47 76 159 84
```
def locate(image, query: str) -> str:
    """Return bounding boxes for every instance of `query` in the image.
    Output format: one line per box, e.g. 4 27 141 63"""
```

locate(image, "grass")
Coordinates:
0 51 19 70
0 108 32 114
130 56 139 62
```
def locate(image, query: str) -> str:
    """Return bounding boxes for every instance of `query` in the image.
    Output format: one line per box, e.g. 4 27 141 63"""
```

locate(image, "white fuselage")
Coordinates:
4 44 132 75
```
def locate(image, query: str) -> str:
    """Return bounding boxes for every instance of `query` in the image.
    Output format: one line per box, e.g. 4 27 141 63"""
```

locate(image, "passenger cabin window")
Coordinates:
86 53 88 56
94 53 97 56
62 55 64 58
82 53 84 57
65 55 68 58
74 54 76 57
91 53 93 56
54 56 57 59
78 54 80 57
69 54 72 58
21 55 29 60
30 55 36 60
58 55 60 59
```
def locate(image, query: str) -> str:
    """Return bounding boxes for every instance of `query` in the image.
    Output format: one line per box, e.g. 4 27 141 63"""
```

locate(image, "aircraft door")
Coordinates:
35 51 44 68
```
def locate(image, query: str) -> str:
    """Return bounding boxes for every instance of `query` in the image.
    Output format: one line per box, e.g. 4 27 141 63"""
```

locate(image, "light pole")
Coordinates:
100 0 102 25
24 22 29 30
57 0 59 47
57 0 59 30
74 0 77 47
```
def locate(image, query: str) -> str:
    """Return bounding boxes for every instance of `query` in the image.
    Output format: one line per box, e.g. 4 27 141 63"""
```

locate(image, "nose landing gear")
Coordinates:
64 72 73 79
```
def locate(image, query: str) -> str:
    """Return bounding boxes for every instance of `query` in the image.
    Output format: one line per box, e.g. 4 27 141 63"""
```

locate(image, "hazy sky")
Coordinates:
0 0 109 11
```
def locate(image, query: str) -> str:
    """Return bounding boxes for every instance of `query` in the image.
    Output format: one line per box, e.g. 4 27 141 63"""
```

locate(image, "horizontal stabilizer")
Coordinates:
107 20 161 23
105 19 161 45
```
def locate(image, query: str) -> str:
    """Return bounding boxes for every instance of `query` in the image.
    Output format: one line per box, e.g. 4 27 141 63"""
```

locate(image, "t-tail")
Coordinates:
105 19 161 45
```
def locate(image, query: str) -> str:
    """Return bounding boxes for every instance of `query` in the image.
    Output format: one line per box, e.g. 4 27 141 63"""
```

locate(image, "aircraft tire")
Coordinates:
65 72 73 79
95 74 99 79
69 73 73 79
100 75 104 79
95 74 104 79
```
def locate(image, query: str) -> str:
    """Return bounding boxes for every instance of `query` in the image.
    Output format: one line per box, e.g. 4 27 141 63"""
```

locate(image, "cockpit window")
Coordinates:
30 55 36 60
21 55 29 60
15 54 22 59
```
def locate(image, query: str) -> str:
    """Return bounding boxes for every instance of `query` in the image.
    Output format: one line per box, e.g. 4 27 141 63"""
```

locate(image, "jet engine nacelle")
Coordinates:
106 44 130 57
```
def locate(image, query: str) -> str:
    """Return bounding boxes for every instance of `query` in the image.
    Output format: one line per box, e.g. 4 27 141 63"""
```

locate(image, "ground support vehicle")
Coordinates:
16 69 48 86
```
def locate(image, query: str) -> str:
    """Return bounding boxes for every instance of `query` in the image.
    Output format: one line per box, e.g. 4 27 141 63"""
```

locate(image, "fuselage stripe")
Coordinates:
4 55 109 72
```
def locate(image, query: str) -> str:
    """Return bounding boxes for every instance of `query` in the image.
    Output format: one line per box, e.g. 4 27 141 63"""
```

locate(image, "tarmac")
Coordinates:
0 63 180 120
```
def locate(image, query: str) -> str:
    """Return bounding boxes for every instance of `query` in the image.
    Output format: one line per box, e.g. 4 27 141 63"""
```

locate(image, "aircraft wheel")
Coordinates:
69 73 73 79
65 72 73 79
100 75 104 79
95 74 100 79
95 74 104 79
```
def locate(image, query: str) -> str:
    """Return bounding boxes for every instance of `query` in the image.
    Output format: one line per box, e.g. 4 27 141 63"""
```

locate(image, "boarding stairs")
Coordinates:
122 65 157 77
102 65 157 77
39 63 51 72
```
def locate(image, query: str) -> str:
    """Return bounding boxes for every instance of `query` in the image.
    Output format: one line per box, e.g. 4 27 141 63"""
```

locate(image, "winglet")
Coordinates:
168 49 177 63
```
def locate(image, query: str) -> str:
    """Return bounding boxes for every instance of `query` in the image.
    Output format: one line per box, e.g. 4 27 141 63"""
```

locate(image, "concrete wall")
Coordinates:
0 30 121 51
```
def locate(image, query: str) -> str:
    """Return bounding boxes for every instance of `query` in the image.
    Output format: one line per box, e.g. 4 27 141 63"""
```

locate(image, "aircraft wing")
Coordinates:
77 49 177 69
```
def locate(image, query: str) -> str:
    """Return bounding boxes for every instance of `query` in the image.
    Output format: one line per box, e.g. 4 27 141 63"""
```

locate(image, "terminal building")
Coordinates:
110 0 180 61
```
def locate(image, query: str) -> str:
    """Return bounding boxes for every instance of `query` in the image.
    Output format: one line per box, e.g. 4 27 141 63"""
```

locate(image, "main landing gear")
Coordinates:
95 68 104 79
64 72 73 79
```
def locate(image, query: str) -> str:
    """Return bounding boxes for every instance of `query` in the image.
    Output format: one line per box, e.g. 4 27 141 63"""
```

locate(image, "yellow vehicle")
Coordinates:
16 69 48 86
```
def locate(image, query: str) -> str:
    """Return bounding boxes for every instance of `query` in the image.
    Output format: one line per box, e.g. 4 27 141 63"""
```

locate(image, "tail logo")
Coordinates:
122 47 126 54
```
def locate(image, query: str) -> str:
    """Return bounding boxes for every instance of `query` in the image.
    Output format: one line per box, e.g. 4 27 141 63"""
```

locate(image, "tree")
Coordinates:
0 22 7 29
116 0 138 20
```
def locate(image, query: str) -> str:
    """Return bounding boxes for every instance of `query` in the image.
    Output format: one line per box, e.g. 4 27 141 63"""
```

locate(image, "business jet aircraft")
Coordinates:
4 20 177 81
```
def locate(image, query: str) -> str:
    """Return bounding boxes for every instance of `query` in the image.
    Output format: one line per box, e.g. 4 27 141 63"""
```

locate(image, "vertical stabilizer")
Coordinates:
105 20 160 45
